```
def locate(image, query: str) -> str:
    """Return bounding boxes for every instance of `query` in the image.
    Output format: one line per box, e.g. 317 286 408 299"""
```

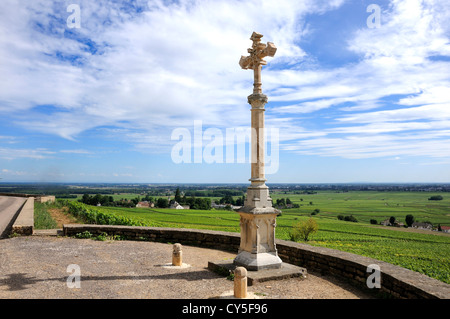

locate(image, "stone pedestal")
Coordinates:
234 210 282 270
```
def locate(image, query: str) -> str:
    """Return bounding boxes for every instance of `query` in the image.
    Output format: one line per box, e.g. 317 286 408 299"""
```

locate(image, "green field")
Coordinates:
64 191 450 284
270 191 450 226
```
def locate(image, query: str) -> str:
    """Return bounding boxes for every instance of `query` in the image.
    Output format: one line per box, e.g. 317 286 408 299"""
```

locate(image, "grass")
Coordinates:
34 202 58 229
34 201 82 229
270 191 450 226
88 191 450 284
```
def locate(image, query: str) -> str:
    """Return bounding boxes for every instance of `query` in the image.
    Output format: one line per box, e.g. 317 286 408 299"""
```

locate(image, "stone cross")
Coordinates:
234 32 282 271
239 32 277 94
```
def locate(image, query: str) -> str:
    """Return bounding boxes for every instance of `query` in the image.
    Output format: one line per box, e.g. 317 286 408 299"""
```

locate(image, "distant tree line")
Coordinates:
174 188 211 209
274 198 300 209
184 189 245 198
80 193 137 207
79 192 211 210
218 194 245 206
337 215 358 222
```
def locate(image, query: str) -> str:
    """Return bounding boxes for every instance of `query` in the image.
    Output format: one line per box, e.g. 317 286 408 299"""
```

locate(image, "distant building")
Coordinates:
412 222 433 230
440 226 450 233
212 202 227 209
169 201 184 209
380 219 391 226
380 219 404 227
136 201 151 208
211 202 242 210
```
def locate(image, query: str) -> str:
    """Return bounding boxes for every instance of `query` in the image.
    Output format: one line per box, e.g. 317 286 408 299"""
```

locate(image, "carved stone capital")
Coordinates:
248 93 268 106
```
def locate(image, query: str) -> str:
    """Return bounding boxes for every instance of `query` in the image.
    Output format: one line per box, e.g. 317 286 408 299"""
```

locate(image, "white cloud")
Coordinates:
0 147 55 160
0 0 449 164
273 0 450 162
60 149 92 154
0 0 346 140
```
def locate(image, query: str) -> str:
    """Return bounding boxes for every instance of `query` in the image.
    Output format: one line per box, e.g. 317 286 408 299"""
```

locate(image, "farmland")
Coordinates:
270 190 450 226
27 184 449 284
74 190 450 284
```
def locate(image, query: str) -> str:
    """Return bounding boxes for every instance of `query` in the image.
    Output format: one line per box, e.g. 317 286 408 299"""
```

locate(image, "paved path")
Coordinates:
0 196 26 238
0 236 374 299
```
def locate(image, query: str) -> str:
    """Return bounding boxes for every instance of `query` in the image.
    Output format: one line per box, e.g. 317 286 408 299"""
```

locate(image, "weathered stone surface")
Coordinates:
235 32 282 270
11 197 34 236
234 267 247 298
172 243 182 266
62 224 450 299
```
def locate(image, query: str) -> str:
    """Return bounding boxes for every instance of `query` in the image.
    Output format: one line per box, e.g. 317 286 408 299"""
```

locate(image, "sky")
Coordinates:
0 0 449 184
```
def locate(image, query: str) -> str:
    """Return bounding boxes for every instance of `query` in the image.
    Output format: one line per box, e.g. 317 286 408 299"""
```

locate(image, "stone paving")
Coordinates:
0 236 373 299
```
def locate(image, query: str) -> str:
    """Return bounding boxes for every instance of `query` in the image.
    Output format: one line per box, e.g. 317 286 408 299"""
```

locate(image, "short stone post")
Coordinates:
172 243 182 266
234 267 247 298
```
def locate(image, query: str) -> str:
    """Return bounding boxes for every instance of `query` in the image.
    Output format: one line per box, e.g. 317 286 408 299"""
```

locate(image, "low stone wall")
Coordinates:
35 196 56 203
11 197 34 236
0 193 55 203
63 224 241 252
62 224 450 299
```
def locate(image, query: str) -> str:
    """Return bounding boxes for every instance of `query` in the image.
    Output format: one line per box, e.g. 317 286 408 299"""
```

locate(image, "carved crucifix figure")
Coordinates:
239 32 277 94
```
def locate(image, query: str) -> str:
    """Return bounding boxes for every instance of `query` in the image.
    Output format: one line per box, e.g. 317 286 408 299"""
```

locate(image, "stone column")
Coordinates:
235 31 281 271
234 93 282 271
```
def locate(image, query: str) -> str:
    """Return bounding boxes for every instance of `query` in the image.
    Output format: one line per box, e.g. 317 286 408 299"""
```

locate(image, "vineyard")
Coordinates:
62 196 450 284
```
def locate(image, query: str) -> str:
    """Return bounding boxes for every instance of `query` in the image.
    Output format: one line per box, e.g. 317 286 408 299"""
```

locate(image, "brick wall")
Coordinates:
63 224 450 299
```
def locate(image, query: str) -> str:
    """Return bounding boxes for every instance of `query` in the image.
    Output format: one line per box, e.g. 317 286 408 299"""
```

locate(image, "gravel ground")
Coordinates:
0 236 373 299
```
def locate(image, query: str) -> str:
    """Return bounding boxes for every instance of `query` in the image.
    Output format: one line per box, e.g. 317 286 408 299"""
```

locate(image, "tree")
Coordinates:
93 194 103 205
389 216 396 225
290 218 318 242
428 195 443 201
235 195 245 206
81 193 90 204
174 188 182 203
220 194 235 205
276 198 286 207
156 198 168 208
344 215 358 222
405 214 415 227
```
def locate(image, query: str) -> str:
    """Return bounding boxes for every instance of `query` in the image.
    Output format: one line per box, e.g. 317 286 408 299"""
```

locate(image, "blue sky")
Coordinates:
0 0 449 183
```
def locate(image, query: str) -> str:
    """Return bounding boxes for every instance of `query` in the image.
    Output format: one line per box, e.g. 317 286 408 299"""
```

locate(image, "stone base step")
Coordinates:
208 260 307 286
32 229 63 236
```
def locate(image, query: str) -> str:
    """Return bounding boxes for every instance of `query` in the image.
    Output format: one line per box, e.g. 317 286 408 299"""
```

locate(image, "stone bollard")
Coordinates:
234 267 247 298
172 243 182 266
